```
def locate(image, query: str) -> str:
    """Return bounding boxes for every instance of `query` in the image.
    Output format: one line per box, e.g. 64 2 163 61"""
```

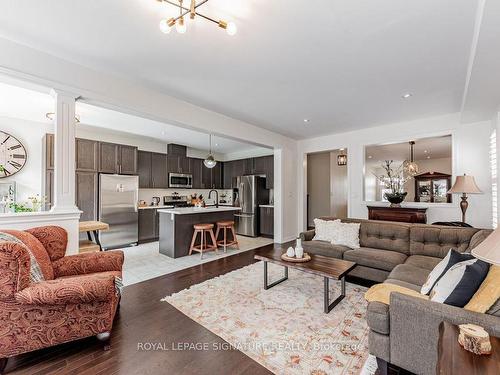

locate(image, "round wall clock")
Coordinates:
0 131 27 178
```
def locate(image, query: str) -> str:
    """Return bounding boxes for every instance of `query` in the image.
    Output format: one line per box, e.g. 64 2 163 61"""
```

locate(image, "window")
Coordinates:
490 129 497 228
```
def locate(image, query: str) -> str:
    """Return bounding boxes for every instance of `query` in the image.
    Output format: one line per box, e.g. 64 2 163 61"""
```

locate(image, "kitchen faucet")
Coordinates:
208 189 219 208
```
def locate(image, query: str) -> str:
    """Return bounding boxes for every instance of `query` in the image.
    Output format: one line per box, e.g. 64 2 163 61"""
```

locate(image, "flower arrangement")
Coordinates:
373 160 411 206
28 194 47 212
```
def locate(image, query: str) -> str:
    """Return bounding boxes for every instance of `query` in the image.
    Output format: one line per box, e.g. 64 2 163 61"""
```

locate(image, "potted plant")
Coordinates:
374 160 411 207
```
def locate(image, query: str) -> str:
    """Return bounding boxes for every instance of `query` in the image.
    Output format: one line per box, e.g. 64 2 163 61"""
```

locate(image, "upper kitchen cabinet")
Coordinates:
223 160 234 189
119 145 138 174
138 151 152 188
167 154 190 174
99 142 137 174
99 142 119 173
151 152 168 188
138 151 168 188
255 155 274 189
191 158 203 189
76 138 98 172
44 133 55 170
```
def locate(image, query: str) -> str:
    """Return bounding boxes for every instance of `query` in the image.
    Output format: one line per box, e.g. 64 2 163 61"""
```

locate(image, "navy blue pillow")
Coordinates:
443 260 490 307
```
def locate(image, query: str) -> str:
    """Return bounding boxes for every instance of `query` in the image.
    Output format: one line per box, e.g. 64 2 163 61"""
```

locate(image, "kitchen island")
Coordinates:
158 206 241 258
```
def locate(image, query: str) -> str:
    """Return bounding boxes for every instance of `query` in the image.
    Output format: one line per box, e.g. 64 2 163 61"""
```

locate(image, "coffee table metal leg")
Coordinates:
263 261 288 290
324 276 346 313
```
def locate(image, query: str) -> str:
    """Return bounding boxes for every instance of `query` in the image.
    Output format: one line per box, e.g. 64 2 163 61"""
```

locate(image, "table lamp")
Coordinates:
471 227 500 265
447 174 482 223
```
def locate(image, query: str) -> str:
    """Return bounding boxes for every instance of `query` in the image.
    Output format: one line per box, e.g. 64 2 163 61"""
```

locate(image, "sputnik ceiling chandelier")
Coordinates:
157 0 237 36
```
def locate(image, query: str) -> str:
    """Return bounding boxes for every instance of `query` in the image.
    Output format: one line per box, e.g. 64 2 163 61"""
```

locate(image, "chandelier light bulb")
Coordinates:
159 19 171 34
176 18 187 34
226 22 237 36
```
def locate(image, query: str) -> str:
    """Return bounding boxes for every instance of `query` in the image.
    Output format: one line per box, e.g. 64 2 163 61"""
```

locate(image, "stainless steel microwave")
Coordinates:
169 173 193 188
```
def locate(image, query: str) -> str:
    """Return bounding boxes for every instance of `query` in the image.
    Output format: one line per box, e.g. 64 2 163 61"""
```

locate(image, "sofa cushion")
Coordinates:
343 248 407 272
367 301 390 335
359 221 410 255
409 225 478 258
348 265 389 282
385 278 421 292
404 255 442 270
301 240 349 259
387 264 431 287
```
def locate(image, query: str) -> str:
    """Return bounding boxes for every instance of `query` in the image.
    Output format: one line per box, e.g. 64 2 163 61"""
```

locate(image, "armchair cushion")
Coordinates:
2 229 54 280
15 274 116 305
26 226 68 261
52 250 124 278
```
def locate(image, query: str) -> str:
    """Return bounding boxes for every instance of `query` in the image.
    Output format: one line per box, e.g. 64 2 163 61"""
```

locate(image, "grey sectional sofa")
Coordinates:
300 218 499 375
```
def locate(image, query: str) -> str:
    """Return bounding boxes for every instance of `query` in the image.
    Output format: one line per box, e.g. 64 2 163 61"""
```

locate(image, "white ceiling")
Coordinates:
0 0 481 139
365 135 452 164
0 81 270 154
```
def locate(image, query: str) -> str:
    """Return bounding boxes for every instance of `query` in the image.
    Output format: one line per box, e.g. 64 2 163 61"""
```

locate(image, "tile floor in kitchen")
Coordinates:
121 236 274 285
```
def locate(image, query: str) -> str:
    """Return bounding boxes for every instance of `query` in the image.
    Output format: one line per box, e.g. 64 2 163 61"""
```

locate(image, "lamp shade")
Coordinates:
447 175 482 194
471 227 500 265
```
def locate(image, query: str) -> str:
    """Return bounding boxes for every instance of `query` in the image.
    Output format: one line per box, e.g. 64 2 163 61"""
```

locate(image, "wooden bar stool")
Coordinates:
215 221 239 253
189 223 218 259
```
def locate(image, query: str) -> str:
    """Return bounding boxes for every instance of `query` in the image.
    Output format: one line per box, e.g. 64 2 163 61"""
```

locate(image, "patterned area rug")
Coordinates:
162 261 370 375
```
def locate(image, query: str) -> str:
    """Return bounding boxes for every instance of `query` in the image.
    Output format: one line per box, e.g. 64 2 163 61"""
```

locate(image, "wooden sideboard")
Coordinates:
367 206 427 224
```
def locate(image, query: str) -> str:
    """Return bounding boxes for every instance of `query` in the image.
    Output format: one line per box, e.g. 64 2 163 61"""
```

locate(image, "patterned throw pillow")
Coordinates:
330 221 361 249
312 219 340 242
421 249 474 295
430 258 490 307
0 231 45 283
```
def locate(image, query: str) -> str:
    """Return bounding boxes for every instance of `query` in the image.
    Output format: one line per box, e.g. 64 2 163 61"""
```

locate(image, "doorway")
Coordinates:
306 149 348 228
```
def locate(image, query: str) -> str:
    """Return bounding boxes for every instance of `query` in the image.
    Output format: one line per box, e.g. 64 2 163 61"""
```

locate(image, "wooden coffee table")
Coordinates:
254 249 356 313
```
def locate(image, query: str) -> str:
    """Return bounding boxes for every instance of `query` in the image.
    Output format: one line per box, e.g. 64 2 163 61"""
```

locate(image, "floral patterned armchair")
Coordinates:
0 226 124 374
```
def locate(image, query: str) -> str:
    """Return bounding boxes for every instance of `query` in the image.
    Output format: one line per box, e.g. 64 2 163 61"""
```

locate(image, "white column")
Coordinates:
50 89 80 213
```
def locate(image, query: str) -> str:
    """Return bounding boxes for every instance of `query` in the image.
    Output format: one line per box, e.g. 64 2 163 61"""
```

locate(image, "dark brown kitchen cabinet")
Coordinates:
201 164 212 188
76 171 98 221
151 152 168 188
223 160 234 189
119 145 138 174
167 155 190 174
212 163 222 189
76 138 99 172
191 158 203 189
99 142 119 173
259 206 274 237
99 142 137 174
44 169 54 210
138 151 152 188
139 209 158 243
44 134 55 170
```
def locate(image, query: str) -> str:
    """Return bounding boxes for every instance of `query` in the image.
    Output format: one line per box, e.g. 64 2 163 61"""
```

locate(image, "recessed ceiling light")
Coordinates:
424 150 428 153
303 119 310 123
215 143 219 147
368 155 373 159
402 93 413 99
426 156 431 159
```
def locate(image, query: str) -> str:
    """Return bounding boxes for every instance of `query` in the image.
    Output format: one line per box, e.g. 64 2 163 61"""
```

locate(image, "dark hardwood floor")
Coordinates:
7 244 288 375
5 242 383 375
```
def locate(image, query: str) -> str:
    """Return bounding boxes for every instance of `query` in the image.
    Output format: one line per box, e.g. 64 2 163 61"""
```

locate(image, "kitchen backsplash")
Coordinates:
139 189 234 206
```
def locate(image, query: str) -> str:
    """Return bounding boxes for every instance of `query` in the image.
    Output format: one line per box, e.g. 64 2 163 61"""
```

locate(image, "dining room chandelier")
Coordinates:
157 0 237 36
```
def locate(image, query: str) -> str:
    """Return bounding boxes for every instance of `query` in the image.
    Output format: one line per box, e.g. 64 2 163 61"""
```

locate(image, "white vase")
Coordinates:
295 246 304 259
286 247 295 257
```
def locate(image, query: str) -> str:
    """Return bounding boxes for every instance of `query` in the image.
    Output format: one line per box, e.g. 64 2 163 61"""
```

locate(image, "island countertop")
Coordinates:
158 206 241 215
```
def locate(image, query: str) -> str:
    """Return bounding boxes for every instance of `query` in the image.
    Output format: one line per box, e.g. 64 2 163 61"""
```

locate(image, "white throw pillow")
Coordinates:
330 221 360 249
313 218 340 242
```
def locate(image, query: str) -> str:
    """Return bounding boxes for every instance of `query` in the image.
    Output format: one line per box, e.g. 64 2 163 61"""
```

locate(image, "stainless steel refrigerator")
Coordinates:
99 174 139 249
234 175 269 237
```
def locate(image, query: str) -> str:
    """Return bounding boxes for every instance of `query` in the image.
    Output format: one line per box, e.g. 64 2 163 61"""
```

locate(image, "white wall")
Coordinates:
298 113 494 229
0 116 52 203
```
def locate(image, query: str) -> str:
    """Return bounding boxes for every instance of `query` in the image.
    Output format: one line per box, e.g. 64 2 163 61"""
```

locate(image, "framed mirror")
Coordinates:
364 135 452 204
